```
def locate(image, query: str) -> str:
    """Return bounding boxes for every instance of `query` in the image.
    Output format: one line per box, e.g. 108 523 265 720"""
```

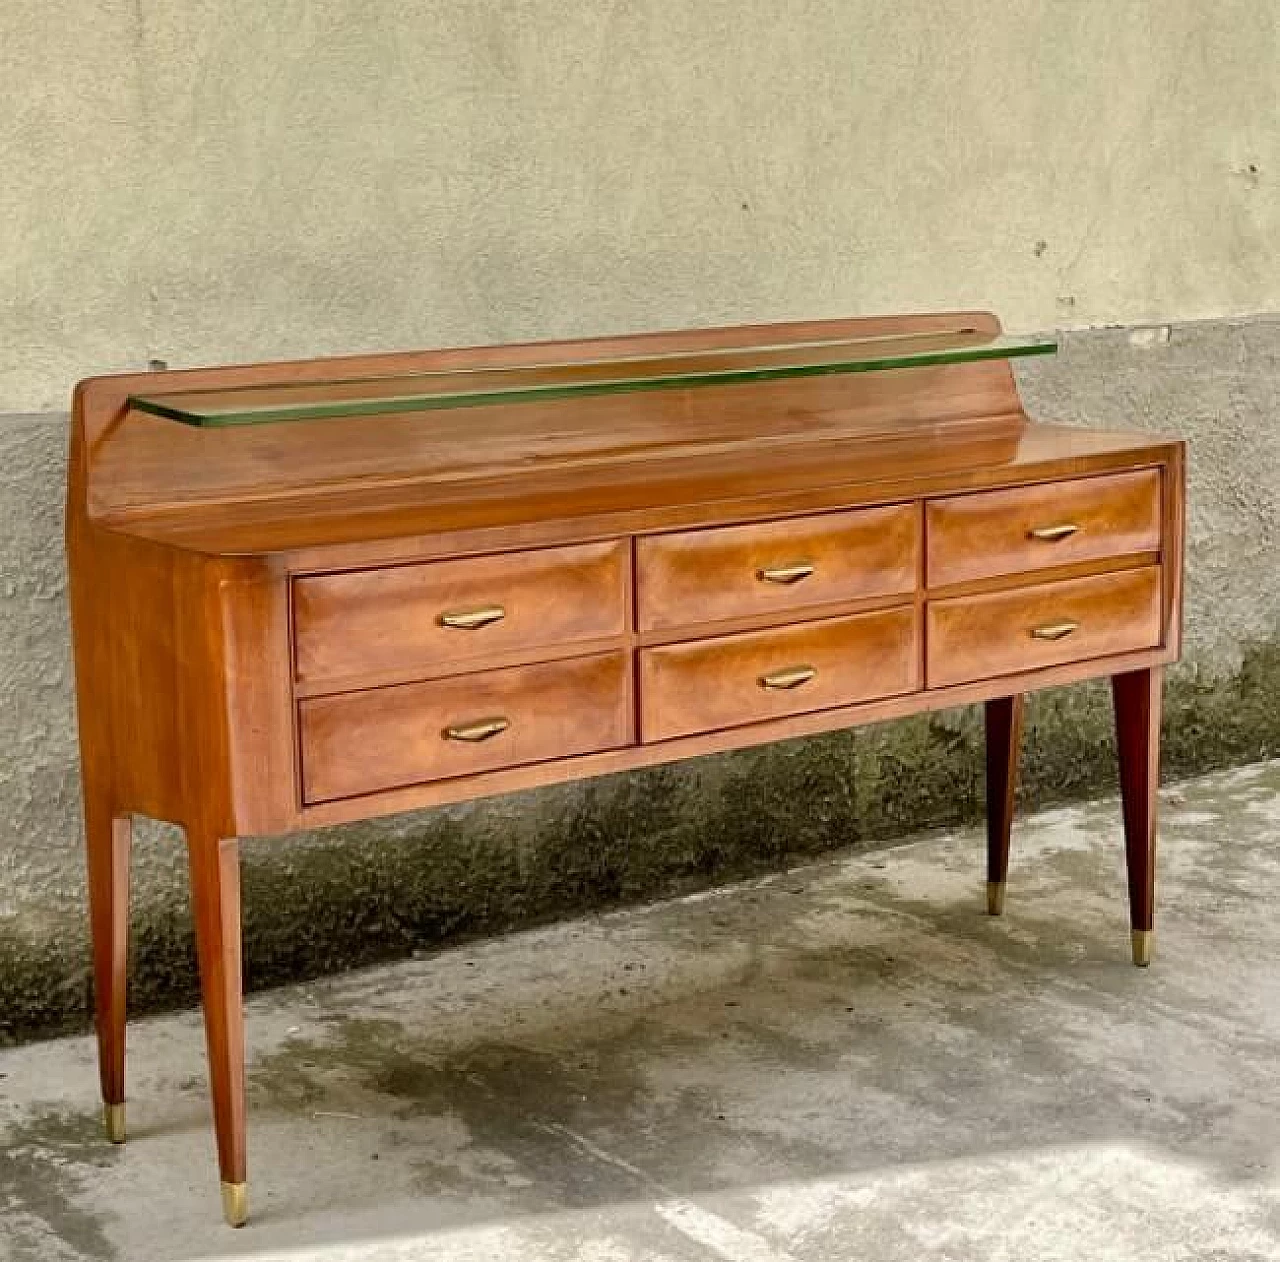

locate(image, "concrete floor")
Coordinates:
3 760 1280 1262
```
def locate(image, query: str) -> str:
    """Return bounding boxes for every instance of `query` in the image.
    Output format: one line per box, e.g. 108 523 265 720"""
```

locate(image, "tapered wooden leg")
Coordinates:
84 794 131 1143
1112 666 1163 967
188 831 248 1227
984 695 1023 916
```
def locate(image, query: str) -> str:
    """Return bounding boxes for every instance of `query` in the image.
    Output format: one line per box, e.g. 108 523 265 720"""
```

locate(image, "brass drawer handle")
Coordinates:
438 604 506 630
443 716 510 742
757 562 815 585
1030 621 1079 642
759 664 817 690
1028 523 1080 542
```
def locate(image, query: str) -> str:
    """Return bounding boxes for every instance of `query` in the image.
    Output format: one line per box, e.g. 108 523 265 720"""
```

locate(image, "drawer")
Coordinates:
299 652 631 804
926 566 1162 689
926 470 1161 588
637 503 919 633
640 606 919 743
294 540 627 687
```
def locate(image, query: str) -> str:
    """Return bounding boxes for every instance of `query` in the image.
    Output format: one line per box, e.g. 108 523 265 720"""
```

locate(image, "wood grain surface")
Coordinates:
926 468 1162 587
299 652 631 803
637 503 919 633
294 540 628 688
640 606 919 742
926 566 1162 688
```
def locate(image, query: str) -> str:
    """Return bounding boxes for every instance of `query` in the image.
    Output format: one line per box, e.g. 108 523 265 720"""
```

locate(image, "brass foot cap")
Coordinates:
986 881 1006 917
103 1103 126 1145
1132 930 1154 968
221 1182 248 1228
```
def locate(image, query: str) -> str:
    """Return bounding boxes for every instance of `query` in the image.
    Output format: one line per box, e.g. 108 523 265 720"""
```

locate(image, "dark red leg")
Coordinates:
984 695 1023 915
188 830 248 1226
85 792 131 1143
1112 666 1163 966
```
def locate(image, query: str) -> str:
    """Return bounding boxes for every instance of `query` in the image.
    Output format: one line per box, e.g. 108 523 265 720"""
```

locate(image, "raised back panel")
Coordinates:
75 309 1005 445
74 312 1023 525
70 309 1039 555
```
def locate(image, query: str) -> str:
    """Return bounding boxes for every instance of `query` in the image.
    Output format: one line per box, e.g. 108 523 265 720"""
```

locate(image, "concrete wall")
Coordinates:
1 2 1278 1041
3 0 1276 409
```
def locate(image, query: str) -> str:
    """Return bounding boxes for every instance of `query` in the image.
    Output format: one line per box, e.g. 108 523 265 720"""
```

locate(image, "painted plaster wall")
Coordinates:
0 2 1277 1039
1 1 1276 411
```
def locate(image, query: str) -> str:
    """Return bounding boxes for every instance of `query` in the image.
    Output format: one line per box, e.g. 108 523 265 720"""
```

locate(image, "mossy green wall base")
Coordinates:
3 638 1278 1045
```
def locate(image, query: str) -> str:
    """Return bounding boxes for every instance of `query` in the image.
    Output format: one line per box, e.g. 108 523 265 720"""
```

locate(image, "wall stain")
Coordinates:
4 635 1280 1048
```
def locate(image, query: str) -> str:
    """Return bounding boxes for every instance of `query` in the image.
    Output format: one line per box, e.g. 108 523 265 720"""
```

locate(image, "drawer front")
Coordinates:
299 652 631 804
640 607 919 743
294 540 627 686
927 566 1162 689
637 504 919 632
926 470 1162 588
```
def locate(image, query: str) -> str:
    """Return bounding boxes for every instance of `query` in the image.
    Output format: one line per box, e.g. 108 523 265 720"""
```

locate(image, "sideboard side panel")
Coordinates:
214 558 300 834
1162 444 1187 658
68 402 265 837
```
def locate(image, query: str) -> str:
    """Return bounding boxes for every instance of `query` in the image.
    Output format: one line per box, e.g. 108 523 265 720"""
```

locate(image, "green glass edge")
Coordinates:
129 337 1057 428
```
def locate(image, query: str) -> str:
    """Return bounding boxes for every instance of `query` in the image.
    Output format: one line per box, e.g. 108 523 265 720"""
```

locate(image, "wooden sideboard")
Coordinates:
67 312 1185 1226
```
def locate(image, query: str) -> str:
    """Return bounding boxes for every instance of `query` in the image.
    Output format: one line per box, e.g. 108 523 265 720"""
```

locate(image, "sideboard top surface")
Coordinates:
72 311 1177 561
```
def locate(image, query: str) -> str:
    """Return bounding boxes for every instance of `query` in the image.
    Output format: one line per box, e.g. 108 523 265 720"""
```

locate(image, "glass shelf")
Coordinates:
128 328 1056 428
